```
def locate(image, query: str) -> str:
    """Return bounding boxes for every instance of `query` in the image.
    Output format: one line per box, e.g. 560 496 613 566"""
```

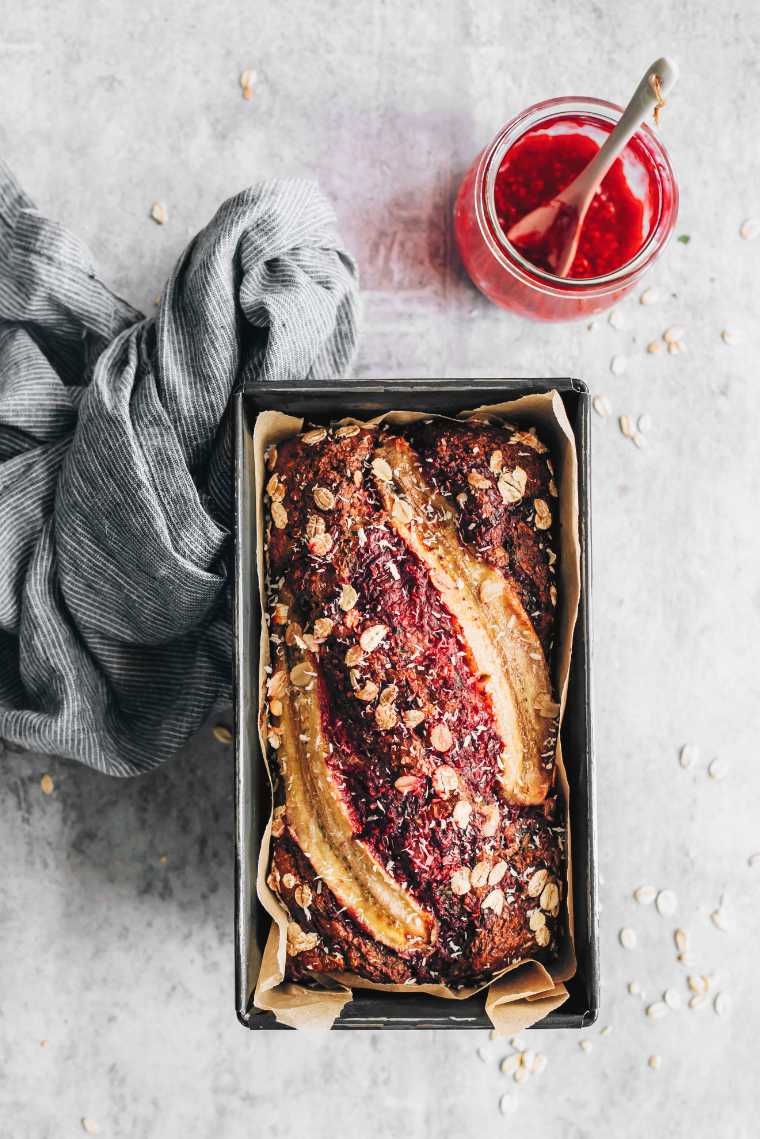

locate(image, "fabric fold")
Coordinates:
0 161 359 774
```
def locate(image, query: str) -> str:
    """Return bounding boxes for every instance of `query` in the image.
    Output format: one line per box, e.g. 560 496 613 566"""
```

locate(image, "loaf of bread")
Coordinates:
263 416 564 987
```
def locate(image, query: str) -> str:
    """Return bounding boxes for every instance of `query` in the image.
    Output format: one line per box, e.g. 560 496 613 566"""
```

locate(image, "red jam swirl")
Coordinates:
493 114 656 278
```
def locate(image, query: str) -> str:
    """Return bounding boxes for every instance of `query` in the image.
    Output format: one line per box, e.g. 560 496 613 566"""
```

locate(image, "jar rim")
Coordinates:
476 96 679 295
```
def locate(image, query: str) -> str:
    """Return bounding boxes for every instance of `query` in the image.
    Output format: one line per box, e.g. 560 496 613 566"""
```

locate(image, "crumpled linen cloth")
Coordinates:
0 161 358 775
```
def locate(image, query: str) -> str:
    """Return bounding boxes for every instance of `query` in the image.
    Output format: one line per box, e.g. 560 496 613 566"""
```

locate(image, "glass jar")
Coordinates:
454 97 679 322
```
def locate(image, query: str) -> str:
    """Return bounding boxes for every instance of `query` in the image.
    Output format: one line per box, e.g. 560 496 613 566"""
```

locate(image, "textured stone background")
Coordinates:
1 1 759 1136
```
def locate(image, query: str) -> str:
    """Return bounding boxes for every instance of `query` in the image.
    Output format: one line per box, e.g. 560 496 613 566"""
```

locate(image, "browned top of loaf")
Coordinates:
264 416 564 987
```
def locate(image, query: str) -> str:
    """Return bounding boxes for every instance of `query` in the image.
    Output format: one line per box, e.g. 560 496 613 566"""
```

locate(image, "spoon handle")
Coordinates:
569 56 680 198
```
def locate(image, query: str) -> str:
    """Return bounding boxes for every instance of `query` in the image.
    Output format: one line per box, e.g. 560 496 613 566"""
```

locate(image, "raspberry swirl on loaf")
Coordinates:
263 417 565 986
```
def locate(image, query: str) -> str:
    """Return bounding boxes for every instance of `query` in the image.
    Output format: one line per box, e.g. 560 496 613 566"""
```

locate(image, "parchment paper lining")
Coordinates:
252 392 580 1032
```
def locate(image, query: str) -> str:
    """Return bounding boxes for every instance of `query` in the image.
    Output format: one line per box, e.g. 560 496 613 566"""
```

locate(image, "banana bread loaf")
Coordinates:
262 416 565 987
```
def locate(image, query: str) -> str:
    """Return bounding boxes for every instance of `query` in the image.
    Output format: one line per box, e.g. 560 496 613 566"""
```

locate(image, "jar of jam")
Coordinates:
454 97 679 321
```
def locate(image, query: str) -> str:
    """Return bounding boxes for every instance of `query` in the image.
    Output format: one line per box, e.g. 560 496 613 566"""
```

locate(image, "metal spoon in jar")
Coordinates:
506 56 680 279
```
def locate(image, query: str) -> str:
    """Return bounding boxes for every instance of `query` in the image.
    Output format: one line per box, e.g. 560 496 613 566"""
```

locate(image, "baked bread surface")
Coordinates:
263 417 564 987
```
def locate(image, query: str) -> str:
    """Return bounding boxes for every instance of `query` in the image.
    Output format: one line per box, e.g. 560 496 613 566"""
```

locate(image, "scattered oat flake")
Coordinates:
674 928 688 953
632 432 647 449
313 486 336 511
663 326 685 345
655 889 677 917
663 988 681 1011
646 1002 668 1020
213 724 233 744
748 852 760 868
647 340 663 354
648 1054 661 1070
714 992 730 1017
579 1039 592 1053
739 218 760 241
619 415 635 439
619 927 637 949
501 1053 521 1075
510 1036 525 1050
640 287 660 305
302 427 327 445
150 201 167 225
81 1121 98 1136
679 743 698 770
708 758 728 780
592 394 612 417
499 1093 518 1115
532 1053 547 1074
721 328 743 346
637 413 652 434
240 68 256 100
608 309 625 329
476 1045 490 1063
40 773 54 795
40 1039 49 1048
710 907 730 932
513 1066 530 1085
689 994 708 1010
600 1025 612 1037
610 355 628 375
628 980 642 996
634 885 656 905
527 869 548 897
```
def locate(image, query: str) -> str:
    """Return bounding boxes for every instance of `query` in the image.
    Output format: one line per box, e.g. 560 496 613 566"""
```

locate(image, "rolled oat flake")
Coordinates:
619 927 637 949
679 743 699 769
655 889 677 916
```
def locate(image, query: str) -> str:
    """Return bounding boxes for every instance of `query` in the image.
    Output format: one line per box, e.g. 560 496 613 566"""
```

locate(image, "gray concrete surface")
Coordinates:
1 1 759 1136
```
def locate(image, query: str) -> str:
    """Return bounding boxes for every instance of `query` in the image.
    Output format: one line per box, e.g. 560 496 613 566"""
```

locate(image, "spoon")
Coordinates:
506 57 680 278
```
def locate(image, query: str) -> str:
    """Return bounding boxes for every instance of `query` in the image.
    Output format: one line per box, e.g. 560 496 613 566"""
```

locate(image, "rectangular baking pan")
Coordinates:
234 378 597 1029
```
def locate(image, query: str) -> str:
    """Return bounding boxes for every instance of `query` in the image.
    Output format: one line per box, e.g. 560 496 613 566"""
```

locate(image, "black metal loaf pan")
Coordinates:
233 378 597 1030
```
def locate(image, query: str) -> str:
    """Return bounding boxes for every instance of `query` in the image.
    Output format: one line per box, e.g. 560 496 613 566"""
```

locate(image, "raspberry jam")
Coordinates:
454 98 678 321
494 114 654 278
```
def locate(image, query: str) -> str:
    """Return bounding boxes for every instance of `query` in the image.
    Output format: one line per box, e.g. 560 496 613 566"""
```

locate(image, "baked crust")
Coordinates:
263 417 564 987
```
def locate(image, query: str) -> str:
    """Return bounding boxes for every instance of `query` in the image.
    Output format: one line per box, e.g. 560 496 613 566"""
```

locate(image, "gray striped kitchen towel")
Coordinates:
0 160 358 775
